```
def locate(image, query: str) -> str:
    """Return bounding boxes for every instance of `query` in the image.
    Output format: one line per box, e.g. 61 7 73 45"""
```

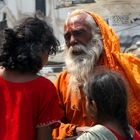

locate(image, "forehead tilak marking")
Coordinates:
65 12 88 31
65 15 77 31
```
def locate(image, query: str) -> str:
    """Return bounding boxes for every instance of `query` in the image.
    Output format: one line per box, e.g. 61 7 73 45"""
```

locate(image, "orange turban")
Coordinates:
65 9 140 130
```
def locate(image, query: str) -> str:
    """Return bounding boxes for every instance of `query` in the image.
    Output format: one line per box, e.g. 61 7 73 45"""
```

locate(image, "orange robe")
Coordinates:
52 70 94 139
53 9 140 139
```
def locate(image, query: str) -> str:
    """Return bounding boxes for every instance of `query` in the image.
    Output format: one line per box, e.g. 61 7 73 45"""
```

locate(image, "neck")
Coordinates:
99 120 126 137
2 69 38 83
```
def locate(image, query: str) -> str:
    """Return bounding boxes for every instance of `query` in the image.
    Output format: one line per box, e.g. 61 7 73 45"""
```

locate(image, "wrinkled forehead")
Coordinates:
64 11 94 32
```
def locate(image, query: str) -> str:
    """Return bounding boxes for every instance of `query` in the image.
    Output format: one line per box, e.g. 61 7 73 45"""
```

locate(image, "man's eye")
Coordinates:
64 33 70 40
75 31 82 35
74 30 85 36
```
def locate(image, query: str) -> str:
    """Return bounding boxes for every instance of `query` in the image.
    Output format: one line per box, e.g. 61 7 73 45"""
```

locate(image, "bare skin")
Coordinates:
37 125 53 140
64 14 94 135
64 13 92 48
1 69 38 83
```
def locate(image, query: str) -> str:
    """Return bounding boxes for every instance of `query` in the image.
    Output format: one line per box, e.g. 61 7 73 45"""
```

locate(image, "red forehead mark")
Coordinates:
64 13 87 32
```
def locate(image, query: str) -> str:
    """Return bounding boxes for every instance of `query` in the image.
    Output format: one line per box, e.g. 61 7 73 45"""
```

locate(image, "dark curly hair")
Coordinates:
84 70 133 140
0 15 60 74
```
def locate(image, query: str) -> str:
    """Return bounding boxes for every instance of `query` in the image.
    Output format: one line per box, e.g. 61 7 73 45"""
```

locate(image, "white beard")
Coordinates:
65 36 103 96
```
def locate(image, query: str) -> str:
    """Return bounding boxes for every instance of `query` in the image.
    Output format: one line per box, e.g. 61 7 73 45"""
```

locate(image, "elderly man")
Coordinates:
52 9 140 139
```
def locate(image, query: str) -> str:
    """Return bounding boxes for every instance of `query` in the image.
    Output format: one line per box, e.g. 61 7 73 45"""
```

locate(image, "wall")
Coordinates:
3 0 35 27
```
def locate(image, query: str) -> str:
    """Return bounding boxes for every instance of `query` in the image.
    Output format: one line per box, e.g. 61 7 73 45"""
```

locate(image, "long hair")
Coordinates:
84 70 133 140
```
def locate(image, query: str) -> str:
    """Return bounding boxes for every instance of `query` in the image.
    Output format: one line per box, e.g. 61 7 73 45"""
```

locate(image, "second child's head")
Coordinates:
0 14 60 74
84 70 128 123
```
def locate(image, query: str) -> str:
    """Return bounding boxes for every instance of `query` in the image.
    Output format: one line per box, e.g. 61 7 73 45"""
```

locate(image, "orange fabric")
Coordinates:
53 9 140 139
52 71 94 139
86 10 140 129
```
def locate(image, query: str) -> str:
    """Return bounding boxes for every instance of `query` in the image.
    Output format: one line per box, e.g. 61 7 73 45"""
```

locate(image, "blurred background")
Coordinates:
0 0 139 80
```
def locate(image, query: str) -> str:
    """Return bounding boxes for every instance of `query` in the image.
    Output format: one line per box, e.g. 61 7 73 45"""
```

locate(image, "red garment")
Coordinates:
0 76 62 140
106 126 140 140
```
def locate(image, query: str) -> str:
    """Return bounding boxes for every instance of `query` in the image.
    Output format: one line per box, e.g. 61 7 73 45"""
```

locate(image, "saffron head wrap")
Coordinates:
64 9 140 130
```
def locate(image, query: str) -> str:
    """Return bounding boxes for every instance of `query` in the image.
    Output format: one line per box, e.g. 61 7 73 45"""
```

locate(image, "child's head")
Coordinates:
84 70 128 123
0 14 60 74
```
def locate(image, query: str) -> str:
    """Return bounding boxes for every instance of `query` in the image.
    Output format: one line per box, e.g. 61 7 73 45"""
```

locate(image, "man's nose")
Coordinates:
70 35 78 46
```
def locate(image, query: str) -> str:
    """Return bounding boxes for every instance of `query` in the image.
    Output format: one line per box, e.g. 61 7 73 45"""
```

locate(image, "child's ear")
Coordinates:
91 100 97 114
88 100 97 120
